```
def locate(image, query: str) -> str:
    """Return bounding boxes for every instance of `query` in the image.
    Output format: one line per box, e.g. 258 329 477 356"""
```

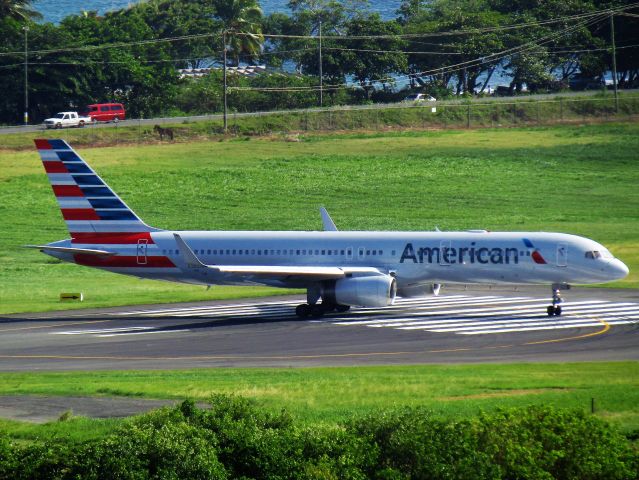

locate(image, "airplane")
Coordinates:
28 139 629 318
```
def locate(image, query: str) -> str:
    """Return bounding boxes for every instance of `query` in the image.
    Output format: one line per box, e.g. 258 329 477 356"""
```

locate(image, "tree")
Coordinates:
0 0 41 21
402 0 506 95
214 0 264 66
342 15 408 99
136 0 222 69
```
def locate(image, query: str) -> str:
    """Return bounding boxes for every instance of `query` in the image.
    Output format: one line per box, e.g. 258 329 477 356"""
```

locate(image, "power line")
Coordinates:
232 14 608 93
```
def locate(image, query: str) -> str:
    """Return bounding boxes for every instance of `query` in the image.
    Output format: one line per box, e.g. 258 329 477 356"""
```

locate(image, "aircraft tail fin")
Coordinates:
35 139 161 243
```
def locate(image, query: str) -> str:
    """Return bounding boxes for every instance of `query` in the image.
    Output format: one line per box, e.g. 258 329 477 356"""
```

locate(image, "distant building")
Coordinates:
178 65 267 79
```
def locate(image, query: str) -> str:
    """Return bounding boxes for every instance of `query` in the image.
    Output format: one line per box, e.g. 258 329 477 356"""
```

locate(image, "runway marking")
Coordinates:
51 326 191 337
0 320 109 333
0 319 615 362
44 295 639 338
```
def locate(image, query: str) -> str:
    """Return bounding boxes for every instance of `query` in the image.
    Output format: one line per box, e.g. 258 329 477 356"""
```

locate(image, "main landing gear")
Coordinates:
295 286 350 318
295 303 350 319
547 283 569 316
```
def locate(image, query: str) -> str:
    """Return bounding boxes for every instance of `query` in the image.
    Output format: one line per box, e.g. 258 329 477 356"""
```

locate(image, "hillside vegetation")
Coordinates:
1 123 638 313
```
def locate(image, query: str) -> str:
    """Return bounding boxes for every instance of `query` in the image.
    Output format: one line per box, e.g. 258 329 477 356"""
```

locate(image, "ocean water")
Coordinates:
33 0 401 24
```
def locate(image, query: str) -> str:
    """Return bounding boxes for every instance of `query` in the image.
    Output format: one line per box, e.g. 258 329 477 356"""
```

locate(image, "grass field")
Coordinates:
0 362 637 442
1 122 639 314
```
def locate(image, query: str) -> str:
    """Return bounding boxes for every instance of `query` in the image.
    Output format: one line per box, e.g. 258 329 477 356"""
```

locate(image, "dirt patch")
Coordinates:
438 388 571 401
0 395 186 423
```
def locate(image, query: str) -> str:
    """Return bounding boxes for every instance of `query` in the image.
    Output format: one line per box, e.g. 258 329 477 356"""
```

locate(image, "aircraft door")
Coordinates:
556 244 567 267
137 239 148 265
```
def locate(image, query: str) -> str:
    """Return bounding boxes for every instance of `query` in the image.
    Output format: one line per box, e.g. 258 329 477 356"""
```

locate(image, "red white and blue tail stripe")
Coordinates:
35 139 161 244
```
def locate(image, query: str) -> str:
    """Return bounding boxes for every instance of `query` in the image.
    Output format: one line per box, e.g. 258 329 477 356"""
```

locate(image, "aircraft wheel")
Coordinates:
554 306 562 316
335 304 351 313
295 304 310 318
310 304 325 319
547 306 554 317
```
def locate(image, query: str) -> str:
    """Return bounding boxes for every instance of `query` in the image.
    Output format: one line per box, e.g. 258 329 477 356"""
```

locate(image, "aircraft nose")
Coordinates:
608 258 629 280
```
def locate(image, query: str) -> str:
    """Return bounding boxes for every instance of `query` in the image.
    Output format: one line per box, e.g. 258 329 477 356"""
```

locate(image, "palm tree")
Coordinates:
215 0 263 66
0 0 42 21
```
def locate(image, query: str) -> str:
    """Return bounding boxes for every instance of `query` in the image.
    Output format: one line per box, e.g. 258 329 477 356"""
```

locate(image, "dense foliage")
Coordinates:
0 396 636 479
0 0 638 123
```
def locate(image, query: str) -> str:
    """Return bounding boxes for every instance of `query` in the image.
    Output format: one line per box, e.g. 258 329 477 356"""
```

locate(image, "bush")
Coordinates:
0 399 637 479
476 405 639 480
348 407 497 479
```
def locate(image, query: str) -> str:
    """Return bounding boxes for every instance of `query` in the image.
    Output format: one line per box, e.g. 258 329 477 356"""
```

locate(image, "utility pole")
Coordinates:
23 25 29 125
223 31 228 133
610 13 619 113
318 18 323 107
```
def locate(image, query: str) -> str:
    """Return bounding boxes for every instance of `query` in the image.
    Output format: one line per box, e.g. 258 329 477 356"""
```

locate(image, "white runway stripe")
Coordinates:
53 295 639 338
358 303 639 330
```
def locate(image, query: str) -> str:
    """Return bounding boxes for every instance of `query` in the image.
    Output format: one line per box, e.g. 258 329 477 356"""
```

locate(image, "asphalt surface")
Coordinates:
0 396 184 423
1 286 638 371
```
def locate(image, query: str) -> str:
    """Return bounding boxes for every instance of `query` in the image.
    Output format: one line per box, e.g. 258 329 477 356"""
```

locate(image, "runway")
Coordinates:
1 287 638 370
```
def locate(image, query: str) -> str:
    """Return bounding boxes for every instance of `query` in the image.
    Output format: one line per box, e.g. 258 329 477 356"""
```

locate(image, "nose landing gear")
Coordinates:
547 283 569 316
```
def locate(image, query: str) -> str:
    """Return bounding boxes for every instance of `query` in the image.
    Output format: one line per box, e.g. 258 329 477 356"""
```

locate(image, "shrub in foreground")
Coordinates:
0 397 636 480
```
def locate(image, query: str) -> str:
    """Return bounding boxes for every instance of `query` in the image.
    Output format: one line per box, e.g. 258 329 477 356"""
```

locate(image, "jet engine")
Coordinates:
322 275 397 307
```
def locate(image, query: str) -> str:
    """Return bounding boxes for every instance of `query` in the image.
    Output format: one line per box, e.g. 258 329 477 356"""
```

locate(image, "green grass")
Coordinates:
0 416 121 444
1 122 638 314
0 362 637 442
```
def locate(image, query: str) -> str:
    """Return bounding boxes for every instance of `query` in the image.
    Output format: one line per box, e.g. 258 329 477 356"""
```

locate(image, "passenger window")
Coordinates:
100 106 109 112
341 250 345 255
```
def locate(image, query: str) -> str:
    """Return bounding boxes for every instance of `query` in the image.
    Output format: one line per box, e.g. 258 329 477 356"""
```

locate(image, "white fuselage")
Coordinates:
49 230 629 290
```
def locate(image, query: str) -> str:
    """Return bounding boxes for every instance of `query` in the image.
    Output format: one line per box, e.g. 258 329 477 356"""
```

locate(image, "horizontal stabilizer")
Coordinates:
24 245 115 256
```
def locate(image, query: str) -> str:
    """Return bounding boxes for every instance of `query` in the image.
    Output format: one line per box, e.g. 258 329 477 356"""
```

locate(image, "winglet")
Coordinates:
320 207 338 231
173 233 208 269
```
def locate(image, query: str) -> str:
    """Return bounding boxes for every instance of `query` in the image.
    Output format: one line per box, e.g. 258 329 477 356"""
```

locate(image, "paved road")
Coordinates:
3 89 636 135
1 286 637 371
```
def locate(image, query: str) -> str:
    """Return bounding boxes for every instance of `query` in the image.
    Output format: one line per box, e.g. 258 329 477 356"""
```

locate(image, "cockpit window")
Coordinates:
585 249 614 260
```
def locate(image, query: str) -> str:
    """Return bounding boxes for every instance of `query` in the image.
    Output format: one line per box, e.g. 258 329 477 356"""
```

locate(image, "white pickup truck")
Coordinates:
44 112 92 129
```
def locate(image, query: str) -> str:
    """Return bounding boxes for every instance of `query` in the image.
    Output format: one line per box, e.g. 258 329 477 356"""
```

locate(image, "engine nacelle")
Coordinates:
323 275 397 308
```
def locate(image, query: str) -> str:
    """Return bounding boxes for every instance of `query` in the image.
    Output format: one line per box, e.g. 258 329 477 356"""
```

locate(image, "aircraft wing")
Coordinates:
173 233 382 281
